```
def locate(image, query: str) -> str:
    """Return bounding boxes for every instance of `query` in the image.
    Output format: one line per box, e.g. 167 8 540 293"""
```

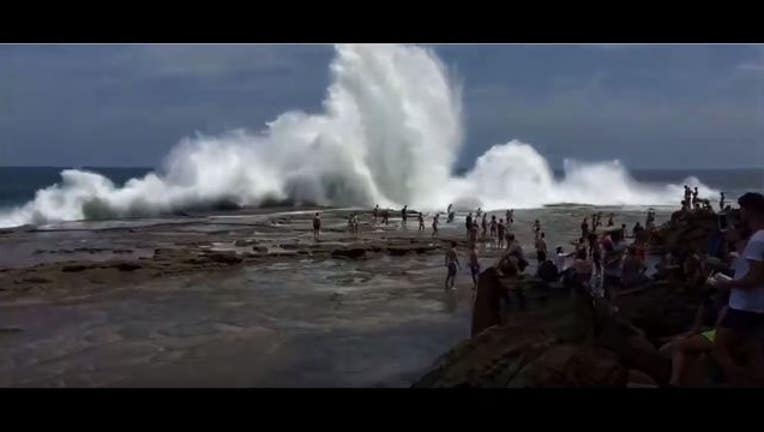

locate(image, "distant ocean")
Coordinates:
0 166 762 212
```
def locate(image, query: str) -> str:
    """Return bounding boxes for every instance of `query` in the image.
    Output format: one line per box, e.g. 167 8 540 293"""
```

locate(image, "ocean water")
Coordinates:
1 166 760 216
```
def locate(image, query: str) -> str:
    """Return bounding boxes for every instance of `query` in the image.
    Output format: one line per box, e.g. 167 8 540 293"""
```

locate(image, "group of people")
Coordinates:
666 192 764 386
683 185 719 212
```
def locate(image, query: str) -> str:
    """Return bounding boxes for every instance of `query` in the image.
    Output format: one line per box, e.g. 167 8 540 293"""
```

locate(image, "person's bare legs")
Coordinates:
712 328 747 385
670 334 713 386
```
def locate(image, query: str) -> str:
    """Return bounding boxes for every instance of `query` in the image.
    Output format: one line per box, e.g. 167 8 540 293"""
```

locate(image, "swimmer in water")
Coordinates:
313 212 321 241
445 241 460 291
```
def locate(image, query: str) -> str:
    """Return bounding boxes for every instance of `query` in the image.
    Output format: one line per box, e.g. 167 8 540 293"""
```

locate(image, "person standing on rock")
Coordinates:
465 212 473 238
607 213 615 227
489 215 497 240
581 217 590 240
535 232 548 265
382 209 390 225
481 213 488 239
401 205 408 226
497 219 506 249
709 192 764 385
373 204 379 224
476 207 482 219
444 241 461 291
469 244 481 290
431 213 440 238
532 219 541 240
684 185 692 208
313 212 321 241
719 192 726 212
692 187 699 210
418 212 425 232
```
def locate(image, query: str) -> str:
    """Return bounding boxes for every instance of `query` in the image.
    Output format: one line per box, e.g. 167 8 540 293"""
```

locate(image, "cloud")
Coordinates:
737 62 764 72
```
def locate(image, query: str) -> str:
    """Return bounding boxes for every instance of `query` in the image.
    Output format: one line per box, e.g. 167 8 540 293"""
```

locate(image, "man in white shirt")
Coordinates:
710 192 764 385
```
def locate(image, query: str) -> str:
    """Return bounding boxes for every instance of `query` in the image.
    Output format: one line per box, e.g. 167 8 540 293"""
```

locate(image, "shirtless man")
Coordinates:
532 219 541 240
535 232 548 265
431 213 440 238
465 212 473 239
469 245 481 291
418 212 425 232
476 207 482 219
607 213 615 227
444 241 461 291
469 221 479 247
481 213 488 239
719 192 726 212
489 215 498 239
497 218 506 249
313 212 321 241
373 204 379 223
401 205 408 226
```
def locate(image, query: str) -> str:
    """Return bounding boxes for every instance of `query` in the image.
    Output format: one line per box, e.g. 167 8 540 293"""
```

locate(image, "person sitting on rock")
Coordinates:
667 294 729 386
621 246 648 289
537 257 560 284
418 212 425 232
709 192 764 386
444 241 461 291
506 233 527 272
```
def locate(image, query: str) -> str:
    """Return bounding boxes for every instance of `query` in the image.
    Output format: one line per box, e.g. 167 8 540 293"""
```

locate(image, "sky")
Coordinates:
0 44 762 170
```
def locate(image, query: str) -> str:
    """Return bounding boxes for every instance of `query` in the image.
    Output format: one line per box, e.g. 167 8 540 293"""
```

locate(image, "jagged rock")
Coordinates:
413 325 556 388
61 264 88 272
21 276 52 284
234 239 258 247
114 263 142 272
252 246 268 254
595 314 671 385
205 253 243 265
508 345 627 388
627 369 659 388
331 248 367 259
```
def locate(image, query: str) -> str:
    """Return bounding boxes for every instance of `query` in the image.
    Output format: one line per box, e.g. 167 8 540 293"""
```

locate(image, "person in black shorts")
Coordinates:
445 241 460 291
401 205 408 226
